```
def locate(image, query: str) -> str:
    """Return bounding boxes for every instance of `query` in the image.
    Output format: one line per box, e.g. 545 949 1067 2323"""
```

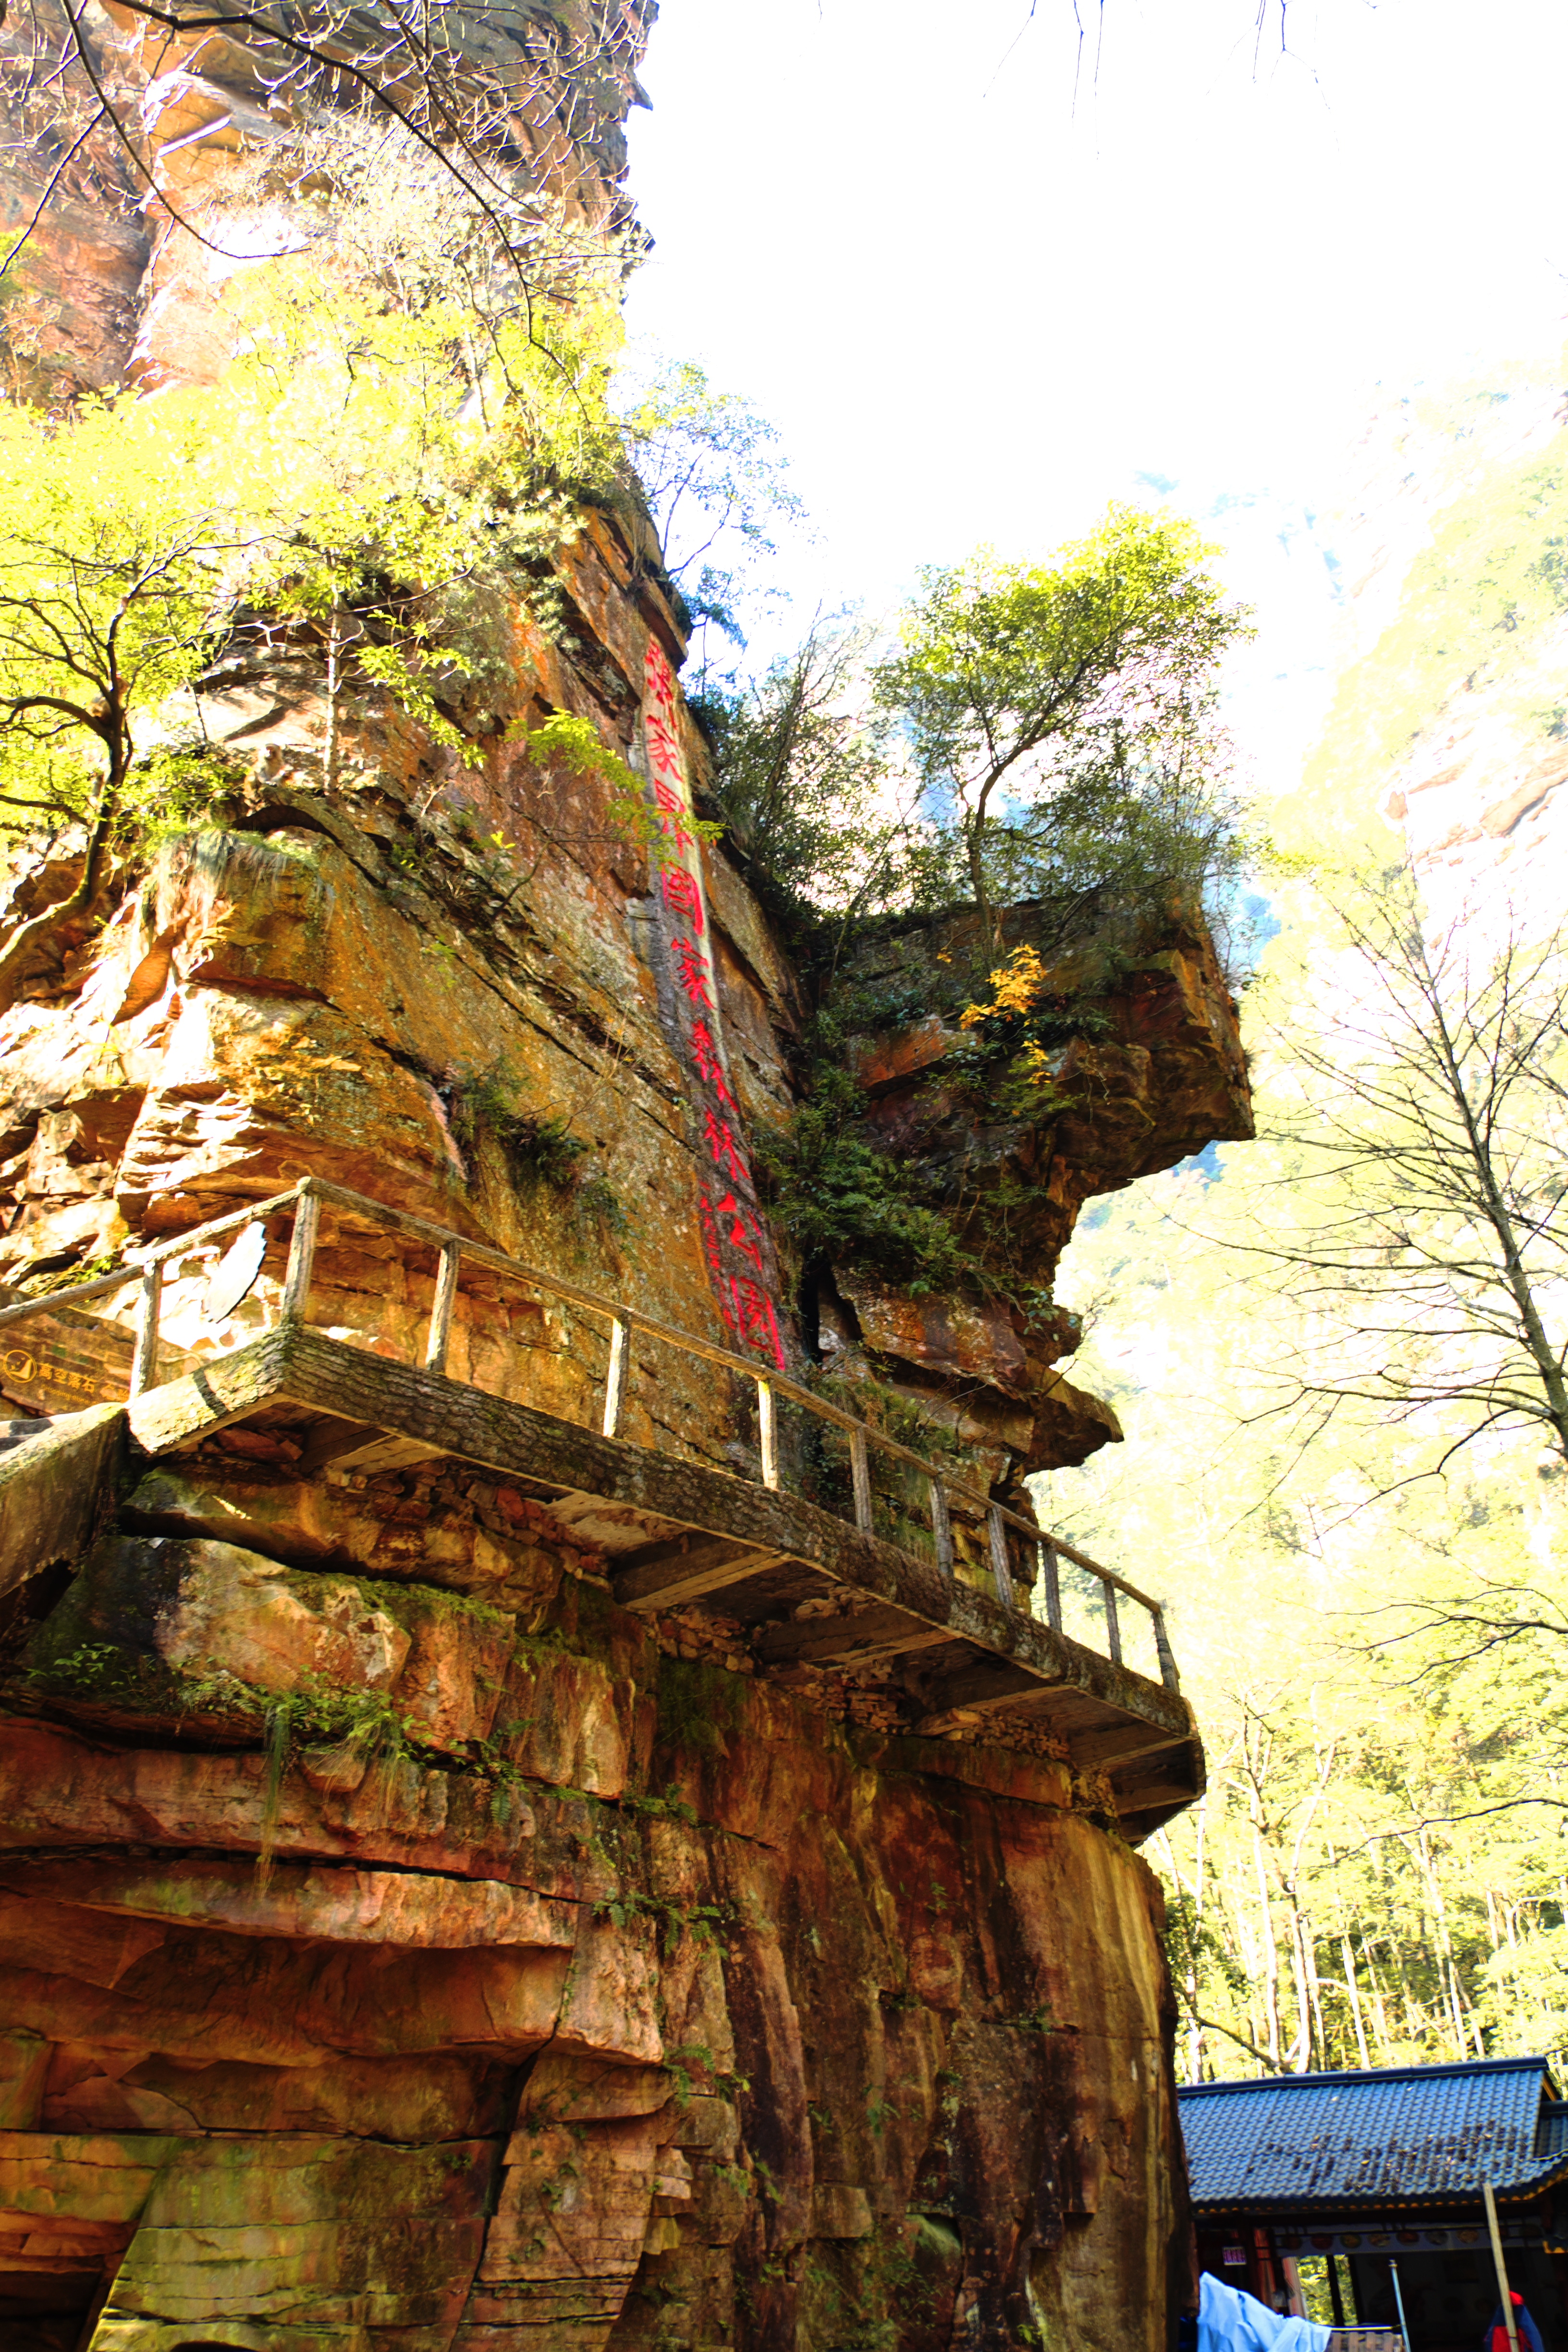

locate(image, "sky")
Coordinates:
622 0 1568 784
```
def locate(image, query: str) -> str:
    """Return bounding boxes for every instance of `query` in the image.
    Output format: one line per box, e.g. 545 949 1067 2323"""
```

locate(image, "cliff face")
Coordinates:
0 16 1243 2348
0 0 653 401
0 1480 1190 2352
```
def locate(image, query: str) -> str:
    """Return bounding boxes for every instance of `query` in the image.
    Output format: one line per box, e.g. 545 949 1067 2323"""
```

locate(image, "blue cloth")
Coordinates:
1198 2272 1332 2352
1485 2297 1546 2352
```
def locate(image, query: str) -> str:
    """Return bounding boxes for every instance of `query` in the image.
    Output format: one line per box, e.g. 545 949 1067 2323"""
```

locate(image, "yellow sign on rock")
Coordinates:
0 1307 132 1417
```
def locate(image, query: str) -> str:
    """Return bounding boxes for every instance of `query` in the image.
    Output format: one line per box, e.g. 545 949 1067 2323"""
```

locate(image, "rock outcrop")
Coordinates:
806 900 1251 1503
0 9 1241 2345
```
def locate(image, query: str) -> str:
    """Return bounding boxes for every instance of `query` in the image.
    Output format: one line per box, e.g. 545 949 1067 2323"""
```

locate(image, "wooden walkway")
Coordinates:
1 1180 1203 1839
119 1322 1199 1838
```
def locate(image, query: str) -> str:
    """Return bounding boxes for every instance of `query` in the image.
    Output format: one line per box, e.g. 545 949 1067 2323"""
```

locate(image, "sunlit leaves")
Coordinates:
870 503 1254 934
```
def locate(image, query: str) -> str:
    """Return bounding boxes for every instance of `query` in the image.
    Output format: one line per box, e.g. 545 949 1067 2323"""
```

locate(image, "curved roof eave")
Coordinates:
1190 2145 1568 2219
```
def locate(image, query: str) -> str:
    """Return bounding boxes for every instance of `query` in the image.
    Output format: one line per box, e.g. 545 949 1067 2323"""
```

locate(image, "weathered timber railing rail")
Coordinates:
0 1176 1180 1691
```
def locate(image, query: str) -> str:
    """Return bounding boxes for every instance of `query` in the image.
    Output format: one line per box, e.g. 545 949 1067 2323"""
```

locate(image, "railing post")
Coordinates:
757 1378 778 1489
602 1315 630 1440
128 1260 162 1399
929 1478 955 1582
1153 1608 1181 1692
987 1504 1015 1614
1103 1577 1123 1666
1040 1537 1063 1634
423 1241 462 1374
281 1189 320 1322
848 1424 874 1535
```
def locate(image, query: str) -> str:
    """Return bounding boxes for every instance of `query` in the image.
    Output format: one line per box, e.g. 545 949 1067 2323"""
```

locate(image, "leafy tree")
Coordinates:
0 397 235 1003
614 357 805 661
0 269 643 1005
694 620 911 926
871 504 1251 942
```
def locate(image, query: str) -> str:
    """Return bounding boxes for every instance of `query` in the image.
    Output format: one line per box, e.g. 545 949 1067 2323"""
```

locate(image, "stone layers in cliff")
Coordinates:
0 1406 1192 2352
0 322 1241 2352
0 9 1237 2340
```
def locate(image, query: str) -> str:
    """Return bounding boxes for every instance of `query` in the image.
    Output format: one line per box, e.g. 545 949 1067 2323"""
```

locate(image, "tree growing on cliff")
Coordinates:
872 505 1251 943
614 357 806 662
0 398 238 1004
0 284 636 1004
695 620 914 924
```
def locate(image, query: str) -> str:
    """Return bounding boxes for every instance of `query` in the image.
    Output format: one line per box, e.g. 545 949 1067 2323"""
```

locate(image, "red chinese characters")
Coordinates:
702 1105 749 1186
661 864 705 933
645 708 686 792
673 937 714 1012
729 1275 784 1369
689 1018 734 1105
644 637 680 721
710 1188 765 1271
652 776 697 855
697 1190 738 1332
647 634 786 1371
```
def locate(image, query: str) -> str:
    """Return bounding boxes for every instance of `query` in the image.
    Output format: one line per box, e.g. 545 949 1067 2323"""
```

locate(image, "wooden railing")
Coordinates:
0 1176 1181 1691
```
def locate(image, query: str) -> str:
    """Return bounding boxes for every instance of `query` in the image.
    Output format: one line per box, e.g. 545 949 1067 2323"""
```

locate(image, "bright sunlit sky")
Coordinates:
624 0 1568 785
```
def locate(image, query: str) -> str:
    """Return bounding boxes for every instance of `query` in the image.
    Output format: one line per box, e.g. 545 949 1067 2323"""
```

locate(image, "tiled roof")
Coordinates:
1178 2058 1568 2216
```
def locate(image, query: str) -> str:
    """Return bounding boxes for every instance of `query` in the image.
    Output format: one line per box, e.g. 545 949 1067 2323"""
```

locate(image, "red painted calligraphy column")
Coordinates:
641 637 787 1371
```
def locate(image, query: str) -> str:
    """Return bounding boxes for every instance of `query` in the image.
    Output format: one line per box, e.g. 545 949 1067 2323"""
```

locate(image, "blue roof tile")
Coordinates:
1178 2058 1568 2215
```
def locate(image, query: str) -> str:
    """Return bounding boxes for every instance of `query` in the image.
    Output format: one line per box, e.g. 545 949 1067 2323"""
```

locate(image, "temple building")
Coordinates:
1180 2057 1568 2349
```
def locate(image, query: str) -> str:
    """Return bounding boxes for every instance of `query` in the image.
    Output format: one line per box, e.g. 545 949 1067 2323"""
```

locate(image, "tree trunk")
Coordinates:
0 772 116 1015
1341 1935 1371 2068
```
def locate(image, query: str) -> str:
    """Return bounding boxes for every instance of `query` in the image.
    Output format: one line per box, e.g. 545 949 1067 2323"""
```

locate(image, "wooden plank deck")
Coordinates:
122 1323 1203 1839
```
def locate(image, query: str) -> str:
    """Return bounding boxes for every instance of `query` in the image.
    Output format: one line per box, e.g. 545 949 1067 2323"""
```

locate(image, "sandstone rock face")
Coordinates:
0 5 1231 2343
0 738 1229 2348
0 1467 1191 2352
0 0 655 404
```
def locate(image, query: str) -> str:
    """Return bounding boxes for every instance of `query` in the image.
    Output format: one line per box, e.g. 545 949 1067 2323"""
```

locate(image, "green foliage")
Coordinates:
694 621 907 928
592 1886 725 1954
454 1072 592 1190
872 503 1253 937
756 1059 982 1298
0 257 753 1000
757 956 1111 1306
448 1067 629 1240
614 355 805 657
0 396 234 829
0 285 630 1018
512 710 721 874
950 940 1116 1117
